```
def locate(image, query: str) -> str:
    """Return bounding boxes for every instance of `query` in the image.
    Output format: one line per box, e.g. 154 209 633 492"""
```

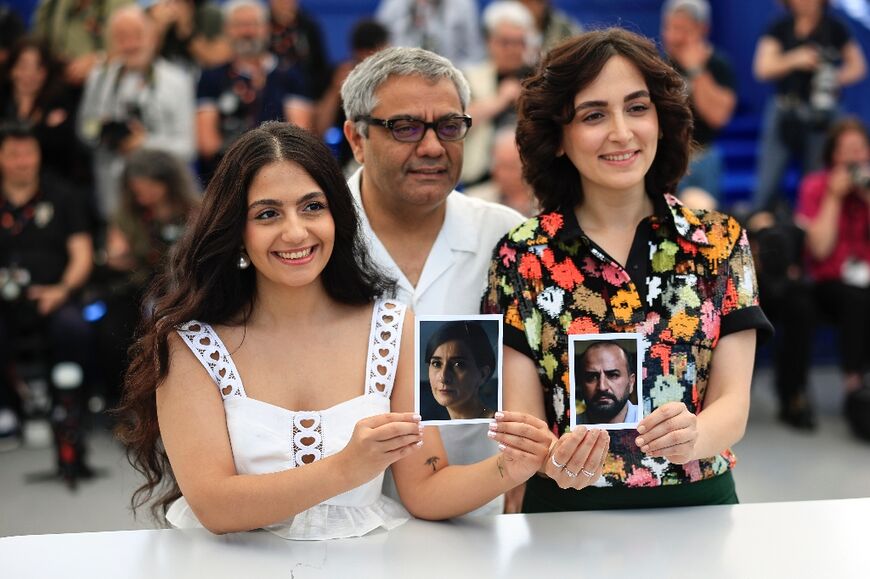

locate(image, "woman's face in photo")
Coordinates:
428 339 489 411
560 55 659 199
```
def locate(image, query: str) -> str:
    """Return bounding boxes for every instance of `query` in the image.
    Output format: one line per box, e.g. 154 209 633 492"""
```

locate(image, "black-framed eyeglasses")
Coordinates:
356 115 472 143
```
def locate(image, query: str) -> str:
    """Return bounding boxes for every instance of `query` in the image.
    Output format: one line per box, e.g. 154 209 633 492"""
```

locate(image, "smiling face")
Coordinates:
428 339 490 416
348 75 464 212
242 161 335 291
560 55 659 200
580 343 636 424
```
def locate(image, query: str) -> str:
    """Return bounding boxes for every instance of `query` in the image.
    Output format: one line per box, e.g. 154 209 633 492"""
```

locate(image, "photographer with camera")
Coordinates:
0 123 94 464
194 0 313 185
752 0 866 211
795 117 870 401
77 4 194 221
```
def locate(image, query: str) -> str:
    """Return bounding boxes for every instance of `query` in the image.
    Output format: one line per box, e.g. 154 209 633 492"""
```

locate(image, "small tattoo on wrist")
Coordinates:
497 456 505 479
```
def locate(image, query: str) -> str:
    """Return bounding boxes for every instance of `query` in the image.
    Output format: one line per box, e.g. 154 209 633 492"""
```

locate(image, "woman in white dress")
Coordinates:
115 122 552 539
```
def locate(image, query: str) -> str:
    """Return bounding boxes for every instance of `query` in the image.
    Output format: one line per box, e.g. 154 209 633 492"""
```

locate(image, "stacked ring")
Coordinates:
550 454 566 470
564 468 578 478
581 468 596 478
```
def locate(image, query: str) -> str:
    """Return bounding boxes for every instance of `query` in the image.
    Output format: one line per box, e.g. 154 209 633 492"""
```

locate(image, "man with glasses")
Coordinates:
341 47 525 515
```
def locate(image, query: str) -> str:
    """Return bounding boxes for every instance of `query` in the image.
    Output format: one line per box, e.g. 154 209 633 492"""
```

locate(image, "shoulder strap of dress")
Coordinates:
176 321 246 400
364 299 407 399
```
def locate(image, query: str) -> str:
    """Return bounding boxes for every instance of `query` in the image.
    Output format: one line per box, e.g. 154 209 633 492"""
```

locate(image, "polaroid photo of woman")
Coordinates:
415 315 503 425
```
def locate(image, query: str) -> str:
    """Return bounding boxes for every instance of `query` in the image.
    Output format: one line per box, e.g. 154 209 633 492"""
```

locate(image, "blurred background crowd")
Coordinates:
0 0 868 483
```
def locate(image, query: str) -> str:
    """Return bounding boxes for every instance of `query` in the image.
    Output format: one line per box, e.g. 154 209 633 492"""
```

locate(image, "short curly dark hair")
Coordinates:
516 27 694 212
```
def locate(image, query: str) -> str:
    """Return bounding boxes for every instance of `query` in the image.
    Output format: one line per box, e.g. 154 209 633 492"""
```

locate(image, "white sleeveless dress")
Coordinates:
165 299 411 540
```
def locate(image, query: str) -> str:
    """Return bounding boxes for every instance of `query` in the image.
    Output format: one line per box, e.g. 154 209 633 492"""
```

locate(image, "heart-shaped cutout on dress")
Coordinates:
300 453 317 464
299 418 316 429
300 436 316 447
221 385 233 396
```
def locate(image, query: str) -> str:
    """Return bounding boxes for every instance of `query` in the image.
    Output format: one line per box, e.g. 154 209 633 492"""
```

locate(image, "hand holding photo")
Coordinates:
415 315 503 424
569 333 644 430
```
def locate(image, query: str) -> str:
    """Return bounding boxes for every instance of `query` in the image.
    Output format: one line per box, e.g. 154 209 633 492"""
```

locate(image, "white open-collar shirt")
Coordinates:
348 167 525 516
348 167 525 316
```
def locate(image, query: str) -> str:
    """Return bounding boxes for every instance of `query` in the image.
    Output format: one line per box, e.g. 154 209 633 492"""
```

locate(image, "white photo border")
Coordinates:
415 314 503 425
568 332 644 430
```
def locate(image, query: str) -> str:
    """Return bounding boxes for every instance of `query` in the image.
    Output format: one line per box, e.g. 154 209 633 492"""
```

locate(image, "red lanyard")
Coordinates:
0 190 44 236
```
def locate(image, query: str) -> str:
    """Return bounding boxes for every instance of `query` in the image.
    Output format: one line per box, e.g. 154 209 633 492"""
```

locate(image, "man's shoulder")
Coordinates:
198 63 231 83
447 192 525 237
449 191 524 223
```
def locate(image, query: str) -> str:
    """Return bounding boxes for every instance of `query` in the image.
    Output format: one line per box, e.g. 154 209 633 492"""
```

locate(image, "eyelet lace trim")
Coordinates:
176 299 406 469
176 321 246 399
291 413 323 468
365 300 405 398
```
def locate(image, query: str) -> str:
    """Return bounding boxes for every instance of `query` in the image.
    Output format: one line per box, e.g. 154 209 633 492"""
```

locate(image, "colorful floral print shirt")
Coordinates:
482 194 772 488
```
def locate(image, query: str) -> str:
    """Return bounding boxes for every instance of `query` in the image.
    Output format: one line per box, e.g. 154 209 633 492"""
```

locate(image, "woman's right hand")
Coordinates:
486 411 553 484
543 427 610 490
339 412 423 485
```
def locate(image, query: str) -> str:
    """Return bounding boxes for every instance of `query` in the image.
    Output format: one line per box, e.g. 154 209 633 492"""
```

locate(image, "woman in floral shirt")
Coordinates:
483 28 772 511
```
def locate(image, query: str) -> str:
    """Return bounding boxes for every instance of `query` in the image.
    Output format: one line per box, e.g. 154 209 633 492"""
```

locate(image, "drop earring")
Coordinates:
237 250 251 270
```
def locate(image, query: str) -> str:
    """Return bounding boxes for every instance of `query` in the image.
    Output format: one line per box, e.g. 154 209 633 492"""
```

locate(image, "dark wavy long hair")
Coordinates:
516 27 693 212
115 122 394 521
0 38 67 120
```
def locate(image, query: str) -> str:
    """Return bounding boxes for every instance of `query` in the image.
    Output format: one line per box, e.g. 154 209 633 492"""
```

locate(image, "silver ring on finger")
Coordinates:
581 468 595 478
550 454 566 470
563 467 578 478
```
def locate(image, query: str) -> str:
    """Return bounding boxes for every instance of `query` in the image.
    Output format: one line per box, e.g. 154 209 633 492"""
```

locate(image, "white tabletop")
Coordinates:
2 498 865 578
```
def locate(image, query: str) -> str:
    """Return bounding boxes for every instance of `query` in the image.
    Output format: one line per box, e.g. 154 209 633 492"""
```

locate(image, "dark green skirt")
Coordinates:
522 470 738 512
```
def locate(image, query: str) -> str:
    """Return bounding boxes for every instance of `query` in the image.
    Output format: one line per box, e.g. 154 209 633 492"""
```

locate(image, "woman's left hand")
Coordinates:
487 411 553 484
635 402 698 464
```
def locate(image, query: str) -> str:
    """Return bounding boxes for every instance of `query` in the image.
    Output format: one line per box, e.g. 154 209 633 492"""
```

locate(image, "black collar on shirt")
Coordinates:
549 192 717 308
551 192 718 248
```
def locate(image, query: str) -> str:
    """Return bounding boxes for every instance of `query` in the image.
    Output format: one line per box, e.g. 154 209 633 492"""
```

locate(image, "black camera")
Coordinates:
98 103 142 151
0 265 31 302
849 163 870 190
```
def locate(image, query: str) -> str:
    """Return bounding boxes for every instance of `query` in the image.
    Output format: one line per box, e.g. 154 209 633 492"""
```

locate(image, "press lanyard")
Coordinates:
0 190 45 236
